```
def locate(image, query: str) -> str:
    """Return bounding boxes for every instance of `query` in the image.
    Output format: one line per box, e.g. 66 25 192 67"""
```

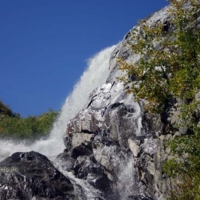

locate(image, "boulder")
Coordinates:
0 151 75 200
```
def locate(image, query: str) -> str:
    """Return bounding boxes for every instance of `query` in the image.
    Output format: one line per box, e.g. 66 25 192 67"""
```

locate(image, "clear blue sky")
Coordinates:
0 0 169 117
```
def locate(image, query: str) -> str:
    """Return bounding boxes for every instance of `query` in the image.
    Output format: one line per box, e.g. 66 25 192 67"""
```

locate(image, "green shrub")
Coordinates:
119 0 200 112
0 107 58 139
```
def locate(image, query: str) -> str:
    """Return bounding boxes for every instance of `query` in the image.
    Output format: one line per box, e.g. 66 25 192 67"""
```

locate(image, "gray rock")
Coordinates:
128 139 140 157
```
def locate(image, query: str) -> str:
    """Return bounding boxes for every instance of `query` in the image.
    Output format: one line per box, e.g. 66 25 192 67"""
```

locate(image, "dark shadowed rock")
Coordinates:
0 151 75 200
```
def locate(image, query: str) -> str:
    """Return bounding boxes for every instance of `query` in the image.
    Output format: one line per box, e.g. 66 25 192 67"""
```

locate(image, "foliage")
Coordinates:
163 134 200 200
0 101 58 139
0 100 20 120
118 0 200 199
118 0 200 112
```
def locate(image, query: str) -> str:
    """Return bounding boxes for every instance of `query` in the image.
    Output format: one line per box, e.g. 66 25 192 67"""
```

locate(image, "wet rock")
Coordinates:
56 150 75 172
0 151 75 200
71 155 112 193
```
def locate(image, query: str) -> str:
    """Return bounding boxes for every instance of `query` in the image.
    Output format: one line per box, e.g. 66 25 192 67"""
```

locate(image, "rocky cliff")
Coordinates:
0 4 176 200
61 5 173 200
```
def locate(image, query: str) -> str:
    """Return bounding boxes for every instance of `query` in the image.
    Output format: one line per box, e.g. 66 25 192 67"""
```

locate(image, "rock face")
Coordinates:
64 81 143 199
61 5 173 200
0 4 177 200
63 81 168 199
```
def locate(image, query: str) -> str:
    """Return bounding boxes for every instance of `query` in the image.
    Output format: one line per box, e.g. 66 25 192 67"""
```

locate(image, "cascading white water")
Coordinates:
0 44 117 161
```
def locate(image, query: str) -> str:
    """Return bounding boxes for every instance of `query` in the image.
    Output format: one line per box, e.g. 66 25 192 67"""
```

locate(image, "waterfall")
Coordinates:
0 44 117 161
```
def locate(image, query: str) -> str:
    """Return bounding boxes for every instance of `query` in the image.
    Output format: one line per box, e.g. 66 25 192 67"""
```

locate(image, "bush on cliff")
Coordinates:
118 0 200 199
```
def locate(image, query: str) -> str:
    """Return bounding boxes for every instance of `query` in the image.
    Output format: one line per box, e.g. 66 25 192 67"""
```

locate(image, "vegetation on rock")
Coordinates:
0 100 58 139
118 0 200 199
